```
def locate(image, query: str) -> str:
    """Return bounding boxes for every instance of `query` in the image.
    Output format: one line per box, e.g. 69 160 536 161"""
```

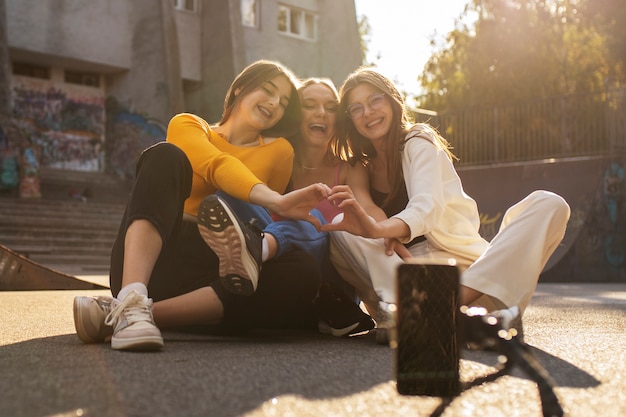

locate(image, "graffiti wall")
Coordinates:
7 76 166 180
10 76 105 171
540 160 626 282
104 97 166 180
458 156 626 282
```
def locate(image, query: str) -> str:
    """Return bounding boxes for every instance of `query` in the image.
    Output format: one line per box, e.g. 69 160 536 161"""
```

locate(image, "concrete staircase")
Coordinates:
0 168 130 276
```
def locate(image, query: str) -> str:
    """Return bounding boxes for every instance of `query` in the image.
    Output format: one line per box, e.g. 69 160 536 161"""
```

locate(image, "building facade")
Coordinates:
2 0 361 177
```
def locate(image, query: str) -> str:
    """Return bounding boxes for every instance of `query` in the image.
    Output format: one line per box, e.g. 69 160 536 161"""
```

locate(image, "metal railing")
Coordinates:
414 87 626 166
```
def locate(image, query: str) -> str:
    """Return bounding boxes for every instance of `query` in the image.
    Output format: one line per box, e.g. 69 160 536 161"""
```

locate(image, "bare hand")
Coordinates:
273 183 331 229
384 238 412 259
320 197 381 238
327 184 355 202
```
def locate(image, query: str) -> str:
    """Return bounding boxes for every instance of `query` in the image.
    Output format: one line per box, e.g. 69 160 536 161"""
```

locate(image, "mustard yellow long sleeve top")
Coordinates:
166 113 295 216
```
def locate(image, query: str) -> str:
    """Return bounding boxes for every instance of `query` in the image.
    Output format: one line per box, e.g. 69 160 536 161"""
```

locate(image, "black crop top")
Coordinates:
370 184 426 246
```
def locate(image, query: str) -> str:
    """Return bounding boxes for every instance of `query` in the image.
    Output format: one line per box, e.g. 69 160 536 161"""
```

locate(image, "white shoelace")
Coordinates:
104 291 154 328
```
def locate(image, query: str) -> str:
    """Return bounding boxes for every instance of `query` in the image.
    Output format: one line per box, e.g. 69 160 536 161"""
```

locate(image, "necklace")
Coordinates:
298 161 321 170
299 164 319 170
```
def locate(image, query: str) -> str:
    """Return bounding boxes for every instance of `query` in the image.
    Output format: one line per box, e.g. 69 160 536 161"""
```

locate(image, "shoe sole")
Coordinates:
73 297 109 343
111 335 164 351
197 195 258 296
318 321 361 337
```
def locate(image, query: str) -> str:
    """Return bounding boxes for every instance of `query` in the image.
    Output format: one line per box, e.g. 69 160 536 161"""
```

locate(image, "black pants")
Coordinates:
109 142 319 331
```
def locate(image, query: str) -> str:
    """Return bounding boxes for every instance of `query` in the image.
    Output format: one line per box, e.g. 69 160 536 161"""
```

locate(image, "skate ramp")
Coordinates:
0 243 108 290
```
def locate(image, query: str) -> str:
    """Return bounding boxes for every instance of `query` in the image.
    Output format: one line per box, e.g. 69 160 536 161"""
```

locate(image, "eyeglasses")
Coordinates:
345 93 386 120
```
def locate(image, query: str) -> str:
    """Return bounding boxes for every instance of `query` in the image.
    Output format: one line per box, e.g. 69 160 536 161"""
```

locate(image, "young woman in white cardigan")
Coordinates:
323 67 571 342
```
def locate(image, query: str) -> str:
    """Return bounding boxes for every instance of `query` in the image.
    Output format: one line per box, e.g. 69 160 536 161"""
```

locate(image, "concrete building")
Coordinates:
2 0 361 177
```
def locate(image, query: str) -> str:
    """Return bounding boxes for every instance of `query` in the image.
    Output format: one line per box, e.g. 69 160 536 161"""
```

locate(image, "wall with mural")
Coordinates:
10 76 105 172
458 156 626 282
4 75 165 184
104 97 166 180
540 160 626 282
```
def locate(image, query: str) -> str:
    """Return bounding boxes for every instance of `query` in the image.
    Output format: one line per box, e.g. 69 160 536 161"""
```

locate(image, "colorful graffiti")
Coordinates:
478 212 503 241
104 97 165 179
10 76 105 171
459 157 626 282
7 76 165 178
601 162 625 268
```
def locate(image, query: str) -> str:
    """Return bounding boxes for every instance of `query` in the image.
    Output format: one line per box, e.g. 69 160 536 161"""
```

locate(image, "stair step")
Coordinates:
37 167 132 204
2 214 121 228
27 253 112 265
0 200 125 210
6 244 112 255
38 166 125 184
44 264 111 275
0 167 130 275
0 231 117 242
0 232 115 247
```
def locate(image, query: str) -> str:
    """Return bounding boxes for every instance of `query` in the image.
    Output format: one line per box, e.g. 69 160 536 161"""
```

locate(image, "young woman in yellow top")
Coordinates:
73 60 330 351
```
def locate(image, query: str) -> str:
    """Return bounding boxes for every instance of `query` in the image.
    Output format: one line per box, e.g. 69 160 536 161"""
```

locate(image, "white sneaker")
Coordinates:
73 295 115 343
105 290 164 351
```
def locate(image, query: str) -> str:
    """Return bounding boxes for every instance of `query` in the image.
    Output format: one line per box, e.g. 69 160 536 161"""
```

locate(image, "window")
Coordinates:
12 62 50 79
173 0 198 13
277 4 317 41
241 0 259 28
65 70 100 87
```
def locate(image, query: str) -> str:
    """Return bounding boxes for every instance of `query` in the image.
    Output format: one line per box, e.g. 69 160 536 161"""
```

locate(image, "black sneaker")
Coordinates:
197 194 263 296
314 282 375 337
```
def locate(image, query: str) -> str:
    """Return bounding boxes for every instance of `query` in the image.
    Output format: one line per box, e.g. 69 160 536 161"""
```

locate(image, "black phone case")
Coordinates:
395 262 461 397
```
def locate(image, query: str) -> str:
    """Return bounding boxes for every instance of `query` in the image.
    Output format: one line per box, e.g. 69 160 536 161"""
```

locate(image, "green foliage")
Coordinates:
579 0 626 86
419 0 621 112
357 14 373 65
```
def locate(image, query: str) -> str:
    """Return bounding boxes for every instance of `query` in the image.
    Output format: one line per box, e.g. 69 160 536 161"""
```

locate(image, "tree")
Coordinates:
357 14 380 67
580 0 626 86
419 0 612 112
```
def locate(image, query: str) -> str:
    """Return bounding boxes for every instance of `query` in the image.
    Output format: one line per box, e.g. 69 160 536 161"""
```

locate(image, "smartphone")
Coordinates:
394 261 461 397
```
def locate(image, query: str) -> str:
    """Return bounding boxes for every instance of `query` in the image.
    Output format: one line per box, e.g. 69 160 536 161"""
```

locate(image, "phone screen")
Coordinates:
395 262 460 397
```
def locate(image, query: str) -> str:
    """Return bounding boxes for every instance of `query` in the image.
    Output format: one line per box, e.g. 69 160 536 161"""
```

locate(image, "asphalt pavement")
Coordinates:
1 280 624 417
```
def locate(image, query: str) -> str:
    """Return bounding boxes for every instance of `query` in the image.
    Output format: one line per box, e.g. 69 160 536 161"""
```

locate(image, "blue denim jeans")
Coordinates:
216 191 328 259
216 191 356 299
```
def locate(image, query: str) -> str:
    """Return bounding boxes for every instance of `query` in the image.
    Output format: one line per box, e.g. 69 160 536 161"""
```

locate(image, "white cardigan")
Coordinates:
392 129 490 263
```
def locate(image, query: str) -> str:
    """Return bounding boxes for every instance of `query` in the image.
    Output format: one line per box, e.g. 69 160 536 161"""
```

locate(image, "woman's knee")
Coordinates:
530 190 571 224
137 142 191 177
135 142 192 198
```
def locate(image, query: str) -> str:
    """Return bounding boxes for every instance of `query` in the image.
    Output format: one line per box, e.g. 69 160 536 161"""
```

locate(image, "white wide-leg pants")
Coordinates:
330 190 570 317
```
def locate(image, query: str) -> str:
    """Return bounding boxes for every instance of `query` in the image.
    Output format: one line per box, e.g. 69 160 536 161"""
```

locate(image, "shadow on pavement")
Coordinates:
0 330 393 417
463 345 600 389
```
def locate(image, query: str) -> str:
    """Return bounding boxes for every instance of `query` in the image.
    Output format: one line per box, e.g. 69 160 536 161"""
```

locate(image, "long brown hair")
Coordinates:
219 60 301 138
337 67 456 210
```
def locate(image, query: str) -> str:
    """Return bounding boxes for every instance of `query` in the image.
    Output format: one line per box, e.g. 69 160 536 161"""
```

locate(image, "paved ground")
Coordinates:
1 281 624 417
